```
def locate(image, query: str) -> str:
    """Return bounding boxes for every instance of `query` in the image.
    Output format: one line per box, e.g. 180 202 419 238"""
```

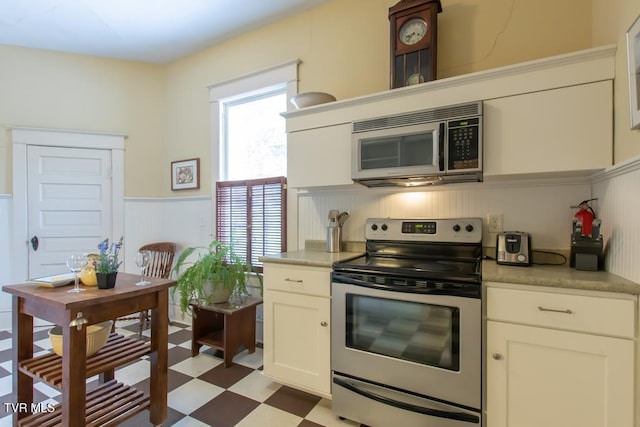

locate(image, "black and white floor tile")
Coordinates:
0 320 363 427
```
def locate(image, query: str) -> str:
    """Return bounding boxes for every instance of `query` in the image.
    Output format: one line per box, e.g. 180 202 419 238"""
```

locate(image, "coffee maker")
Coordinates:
570 199 602 271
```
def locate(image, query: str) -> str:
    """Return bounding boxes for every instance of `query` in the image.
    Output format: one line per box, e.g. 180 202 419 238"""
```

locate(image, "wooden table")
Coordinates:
190 297 262 367
3 272 175 427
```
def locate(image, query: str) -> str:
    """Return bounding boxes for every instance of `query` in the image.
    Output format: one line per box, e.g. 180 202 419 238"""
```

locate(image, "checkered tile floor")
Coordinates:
0 320 363 427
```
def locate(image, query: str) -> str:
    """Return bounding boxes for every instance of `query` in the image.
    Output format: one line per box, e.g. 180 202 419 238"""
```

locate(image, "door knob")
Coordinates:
492 353 504 361
30 236 39 251
320 321 328 327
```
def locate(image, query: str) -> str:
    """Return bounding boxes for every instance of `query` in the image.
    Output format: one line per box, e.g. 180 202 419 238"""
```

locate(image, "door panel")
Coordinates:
263 289 331 395
487 321 634 427
28 145 112 278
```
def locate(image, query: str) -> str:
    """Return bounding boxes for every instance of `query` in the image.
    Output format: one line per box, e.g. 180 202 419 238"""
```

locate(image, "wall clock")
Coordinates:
389 0 442 89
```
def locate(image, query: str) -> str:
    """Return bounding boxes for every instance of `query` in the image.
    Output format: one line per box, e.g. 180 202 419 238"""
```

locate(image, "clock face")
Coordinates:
399 18 428 46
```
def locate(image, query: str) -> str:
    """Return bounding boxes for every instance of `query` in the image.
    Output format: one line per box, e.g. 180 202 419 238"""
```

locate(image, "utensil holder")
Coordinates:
327 225 341 253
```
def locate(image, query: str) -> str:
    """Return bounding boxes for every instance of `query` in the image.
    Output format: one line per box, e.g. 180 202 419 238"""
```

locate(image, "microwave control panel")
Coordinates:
447 117 480 171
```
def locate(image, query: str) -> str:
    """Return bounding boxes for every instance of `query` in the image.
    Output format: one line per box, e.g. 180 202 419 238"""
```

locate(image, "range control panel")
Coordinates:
366 218 482 243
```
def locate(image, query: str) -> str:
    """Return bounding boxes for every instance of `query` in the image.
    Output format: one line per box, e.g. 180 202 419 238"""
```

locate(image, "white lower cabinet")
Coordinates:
262 263 332 398
487 321 634 427
486 285 636 427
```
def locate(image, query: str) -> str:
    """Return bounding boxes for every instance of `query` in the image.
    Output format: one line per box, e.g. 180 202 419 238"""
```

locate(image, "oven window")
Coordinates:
345 294 460 371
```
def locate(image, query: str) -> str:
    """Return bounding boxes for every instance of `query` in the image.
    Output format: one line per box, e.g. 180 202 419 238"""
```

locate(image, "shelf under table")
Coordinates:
18 379 149 427
18 333 151 389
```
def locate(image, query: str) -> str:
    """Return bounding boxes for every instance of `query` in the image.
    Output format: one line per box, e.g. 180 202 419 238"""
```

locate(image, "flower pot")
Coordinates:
97 272 118 289
203 282 233 304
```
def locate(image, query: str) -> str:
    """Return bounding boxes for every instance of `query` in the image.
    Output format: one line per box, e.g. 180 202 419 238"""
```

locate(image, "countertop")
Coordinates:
259 249 364 268
262 248 640 295
483 260 640 295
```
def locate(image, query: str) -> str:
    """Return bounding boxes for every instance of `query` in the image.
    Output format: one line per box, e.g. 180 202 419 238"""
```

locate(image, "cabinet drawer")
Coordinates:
264 264 331 297
487 287 636 338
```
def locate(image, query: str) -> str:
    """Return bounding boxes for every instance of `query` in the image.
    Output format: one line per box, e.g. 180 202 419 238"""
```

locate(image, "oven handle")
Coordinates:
332 273 476 296
333 377 480 424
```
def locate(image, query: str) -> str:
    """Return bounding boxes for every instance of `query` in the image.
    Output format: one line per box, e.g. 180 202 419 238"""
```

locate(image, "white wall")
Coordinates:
296 179 592 251
592 155 640 283
123 196 214 322
0 195 12 329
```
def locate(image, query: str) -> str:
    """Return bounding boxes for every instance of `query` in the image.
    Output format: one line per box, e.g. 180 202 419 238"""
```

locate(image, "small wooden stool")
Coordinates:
190 297 263 367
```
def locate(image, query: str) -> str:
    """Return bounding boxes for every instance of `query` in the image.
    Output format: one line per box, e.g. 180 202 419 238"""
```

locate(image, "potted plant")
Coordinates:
172 240 249 314
95 237 123 289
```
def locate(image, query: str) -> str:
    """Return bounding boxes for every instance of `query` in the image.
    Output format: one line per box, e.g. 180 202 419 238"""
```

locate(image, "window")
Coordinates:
216 177 286 269
209 61 298 270
222 89 287 181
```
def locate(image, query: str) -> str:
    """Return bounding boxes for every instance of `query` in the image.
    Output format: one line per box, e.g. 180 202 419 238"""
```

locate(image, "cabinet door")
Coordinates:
487 321 634 427
287 123 352 188
483 81 612 177
263 289 331 397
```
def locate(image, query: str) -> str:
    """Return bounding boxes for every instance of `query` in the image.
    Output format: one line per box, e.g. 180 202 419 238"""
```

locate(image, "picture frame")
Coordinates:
171 158 200 191
627 14 640 130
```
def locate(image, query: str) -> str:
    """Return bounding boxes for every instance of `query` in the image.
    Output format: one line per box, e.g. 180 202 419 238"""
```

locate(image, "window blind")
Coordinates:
216 176 286 271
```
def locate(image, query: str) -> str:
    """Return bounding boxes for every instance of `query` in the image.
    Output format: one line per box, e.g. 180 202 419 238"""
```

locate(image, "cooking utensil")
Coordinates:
337 211 349 227
328 210 339 225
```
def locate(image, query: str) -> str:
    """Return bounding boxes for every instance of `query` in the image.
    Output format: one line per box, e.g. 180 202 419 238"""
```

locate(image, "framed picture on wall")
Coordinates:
171 158 200 191
627 14 640 130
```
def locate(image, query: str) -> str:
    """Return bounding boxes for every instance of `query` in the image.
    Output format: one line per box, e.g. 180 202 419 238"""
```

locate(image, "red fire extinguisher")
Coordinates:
575 199 596 236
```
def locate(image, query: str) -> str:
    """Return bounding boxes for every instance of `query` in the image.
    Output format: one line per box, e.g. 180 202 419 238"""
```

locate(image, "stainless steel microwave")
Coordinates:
351 101 483 187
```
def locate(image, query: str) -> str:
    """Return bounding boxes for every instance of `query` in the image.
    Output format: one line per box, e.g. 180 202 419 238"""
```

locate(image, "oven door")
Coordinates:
331 275 481 410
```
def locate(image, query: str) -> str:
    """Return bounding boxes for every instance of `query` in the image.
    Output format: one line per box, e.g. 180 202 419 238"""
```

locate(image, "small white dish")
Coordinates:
290 92 336 109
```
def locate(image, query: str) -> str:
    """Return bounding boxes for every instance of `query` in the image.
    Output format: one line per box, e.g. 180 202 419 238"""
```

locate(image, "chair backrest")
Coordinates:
139 242 176 279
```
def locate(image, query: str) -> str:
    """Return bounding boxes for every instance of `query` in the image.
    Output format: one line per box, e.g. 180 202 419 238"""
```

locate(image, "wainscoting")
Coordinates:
593 155 640 284
2 160 640 331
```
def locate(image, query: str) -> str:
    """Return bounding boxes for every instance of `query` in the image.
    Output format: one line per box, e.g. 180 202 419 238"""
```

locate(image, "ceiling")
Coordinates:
0 0 329 64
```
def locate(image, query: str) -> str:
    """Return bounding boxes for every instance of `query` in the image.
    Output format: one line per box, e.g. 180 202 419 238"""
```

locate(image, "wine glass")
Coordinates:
135 250 151 286
66 254 87 293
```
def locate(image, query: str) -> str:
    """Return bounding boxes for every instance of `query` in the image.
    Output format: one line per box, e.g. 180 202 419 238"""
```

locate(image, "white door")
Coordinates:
487 321 634 427
263 289 331 396
27 145 112 278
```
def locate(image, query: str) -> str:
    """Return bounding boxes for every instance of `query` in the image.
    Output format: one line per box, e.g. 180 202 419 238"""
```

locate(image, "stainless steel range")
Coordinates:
331 218 483 427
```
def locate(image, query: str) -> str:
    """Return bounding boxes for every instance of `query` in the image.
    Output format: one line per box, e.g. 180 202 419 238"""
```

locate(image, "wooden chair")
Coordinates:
116 242 176 337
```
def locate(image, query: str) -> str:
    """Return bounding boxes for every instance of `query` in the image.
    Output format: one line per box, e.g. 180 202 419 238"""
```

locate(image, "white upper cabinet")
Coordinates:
483 81 612 178
284 45 616 188
287 123 352 188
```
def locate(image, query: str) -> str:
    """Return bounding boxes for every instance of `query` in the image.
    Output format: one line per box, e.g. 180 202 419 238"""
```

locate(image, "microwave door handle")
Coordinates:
333 377 480 424
438 122 445 171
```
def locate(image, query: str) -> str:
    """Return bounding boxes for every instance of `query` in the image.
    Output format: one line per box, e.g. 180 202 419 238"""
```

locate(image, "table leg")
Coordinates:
245 306 257 355
13 296 33 424
149 289 168 425
223 306 257 367
62 311 87 427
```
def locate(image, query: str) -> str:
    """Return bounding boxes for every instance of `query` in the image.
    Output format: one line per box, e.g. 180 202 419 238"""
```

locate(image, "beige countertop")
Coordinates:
260 246 640 295
259 249 364 269
483 260 640 295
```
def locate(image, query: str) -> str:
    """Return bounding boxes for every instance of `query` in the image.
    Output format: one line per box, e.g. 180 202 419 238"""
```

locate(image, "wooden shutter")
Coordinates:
216 176 286 271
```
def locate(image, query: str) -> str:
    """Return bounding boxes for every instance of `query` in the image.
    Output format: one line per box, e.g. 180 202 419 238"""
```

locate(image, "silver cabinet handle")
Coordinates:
285 278 303 283
538 306 573 315
320 321 328 327
492 353 503 361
